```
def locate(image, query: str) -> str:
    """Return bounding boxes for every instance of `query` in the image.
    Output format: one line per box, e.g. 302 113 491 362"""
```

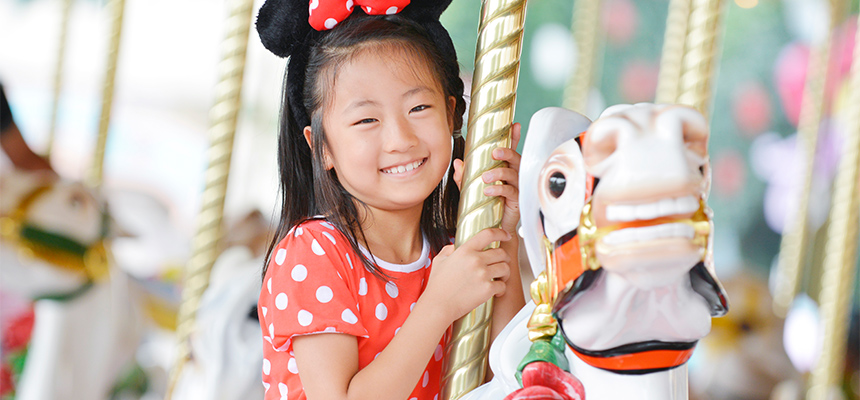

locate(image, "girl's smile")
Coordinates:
380 157 426 175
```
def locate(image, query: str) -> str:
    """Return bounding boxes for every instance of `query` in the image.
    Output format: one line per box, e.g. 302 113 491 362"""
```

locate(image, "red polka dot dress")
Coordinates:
259 219 448 400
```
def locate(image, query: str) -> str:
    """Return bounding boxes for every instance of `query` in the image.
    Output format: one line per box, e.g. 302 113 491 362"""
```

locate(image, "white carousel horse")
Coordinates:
170 245 264 400
0 169 144 400
463 104 728 400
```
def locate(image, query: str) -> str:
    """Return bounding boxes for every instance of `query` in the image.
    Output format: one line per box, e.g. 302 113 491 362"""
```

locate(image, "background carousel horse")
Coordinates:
0 169 144 400
463 104 729 400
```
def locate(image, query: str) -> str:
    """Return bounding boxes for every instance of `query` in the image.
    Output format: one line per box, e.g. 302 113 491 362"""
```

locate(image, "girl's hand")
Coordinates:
423 228 513 323
453 123 522 235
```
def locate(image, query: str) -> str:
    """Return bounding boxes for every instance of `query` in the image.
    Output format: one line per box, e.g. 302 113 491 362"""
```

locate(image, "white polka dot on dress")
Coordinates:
385 281 399 298
262 358 271 375
359 278 368 295
410 302 416 311
275 293 288 310
279 381 289 398
324 18 337 29
435 344 443 361
422 371 429 387
309 0 319 10
298 310 314 326
364 6 372 13
323 231 336 245
295 226 303 237
395 327 401 335
288 357 299 374
275 248 287 265
291 264 307 282
375 303 388 321
342 308 358 324
345 0 353 11
311 239 326 255
316 286 333 303
262 306 268 317
269 323 275 338
321 221 335 230
346 253 353 269
267 278 272 294
386 6 398 14
263 381 270 392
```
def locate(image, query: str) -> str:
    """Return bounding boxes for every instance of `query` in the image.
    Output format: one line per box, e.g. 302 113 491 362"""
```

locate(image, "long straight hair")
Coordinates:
264 16 467 280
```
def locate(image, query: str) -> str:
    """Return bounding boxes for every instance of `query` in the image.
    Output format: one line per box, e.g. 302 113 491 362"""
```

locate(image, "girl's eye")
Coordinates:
353 118 377 125
410 105 430 113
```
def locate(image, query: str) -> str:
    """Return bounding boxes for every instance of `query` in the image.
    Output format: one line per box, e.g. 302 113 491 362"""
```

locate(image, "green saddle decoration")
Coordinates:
515 330 570 386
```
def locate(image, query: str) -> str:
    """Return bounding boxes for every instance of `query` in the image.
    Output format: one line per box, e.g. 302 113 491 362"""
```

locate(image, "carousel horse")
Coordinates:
0 169 143 400
463 103 728 400
169 245 265 400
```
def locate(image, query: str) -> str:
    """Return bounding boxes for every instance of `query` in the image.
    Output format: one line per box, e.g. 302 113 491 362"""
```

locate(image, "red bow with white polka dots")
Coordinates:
308 0 411 31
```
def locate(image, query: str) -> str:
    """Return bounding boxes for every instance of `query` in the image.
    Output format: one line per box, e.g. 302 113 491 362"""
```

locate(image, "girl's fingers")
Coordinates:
511 122 522 148
490 280 507 297
491 148 521 171
483 183 519 202
482 167 519 187
486 261 511 282
463 228 512 251
480 247 511 266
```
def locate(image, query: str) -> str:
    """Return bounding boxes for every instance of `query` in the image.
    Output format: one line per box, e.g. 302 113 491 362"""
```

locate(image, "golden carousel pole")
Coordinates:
165 0 254 397
772 0 844 317
46 0 74 159
563 0 602 113
675 0 724 118
86 0 126 189
655 0 692 104
805 12 860 400
441 0 528 398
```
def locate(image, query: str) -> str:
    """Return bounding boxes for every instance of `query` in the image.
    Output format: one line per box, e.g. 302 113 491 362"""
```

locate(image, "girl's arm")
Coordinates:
293 228 513 400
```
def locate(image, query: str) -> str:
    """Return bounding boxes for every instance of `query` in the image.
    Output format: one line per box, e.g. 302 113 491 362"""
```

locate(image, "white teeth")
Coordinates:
605 195 699 222
602 223 695 246
383 159 424 174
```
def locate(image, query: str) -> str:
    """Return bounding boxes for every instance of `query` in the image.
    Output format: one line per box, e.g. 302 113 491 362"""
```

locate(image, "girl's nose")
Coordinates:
383 116 418 152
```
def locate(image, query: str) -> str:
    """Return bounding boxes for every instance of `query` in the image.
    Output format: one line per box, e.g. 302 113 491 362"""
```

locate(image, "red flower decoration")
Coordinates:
308 0 412 31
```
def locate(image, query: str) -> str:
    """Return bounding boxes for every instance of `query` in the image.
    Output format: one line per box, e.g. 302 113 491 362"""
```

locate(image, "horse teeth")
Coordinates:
602 223 694 245
605 195 700 222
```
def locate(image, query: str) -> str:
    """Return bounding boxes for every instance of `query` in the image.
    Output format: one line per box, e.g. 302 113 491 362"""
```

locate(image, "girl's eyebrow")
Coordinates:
345 99 379 112
402 86 434 99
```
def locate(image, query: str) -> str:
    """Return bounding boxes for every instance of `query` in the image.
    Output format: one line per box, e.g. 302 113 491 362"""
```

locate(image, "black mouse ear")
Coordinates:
400 0 453 22
256 0 315 58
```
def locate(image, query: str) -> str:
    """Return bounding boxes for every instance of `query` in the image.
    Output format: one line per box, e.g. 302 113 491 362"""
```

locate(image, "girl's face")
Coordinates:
309 46 454 214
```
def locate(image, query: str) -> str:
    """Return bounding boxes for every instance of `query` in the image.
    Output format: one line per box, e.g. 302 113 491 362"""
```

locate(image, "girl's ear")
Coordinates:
303 126 335 170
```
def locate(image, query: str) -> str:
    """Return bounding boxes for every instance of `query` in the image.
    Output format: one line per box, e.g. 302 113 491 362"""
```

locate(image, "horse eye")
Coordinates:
248 305 259 322
548 172 566 198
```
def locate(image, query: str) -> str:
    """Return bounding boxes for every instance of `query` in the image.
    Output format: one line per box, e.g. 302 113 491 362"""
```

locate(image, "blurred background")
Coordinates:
0 0 858 399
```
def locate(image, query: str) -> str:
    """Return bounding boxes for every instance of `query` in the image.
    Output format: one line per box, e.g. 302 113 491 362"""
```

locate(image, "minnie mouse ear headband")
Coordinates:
256 0 458 128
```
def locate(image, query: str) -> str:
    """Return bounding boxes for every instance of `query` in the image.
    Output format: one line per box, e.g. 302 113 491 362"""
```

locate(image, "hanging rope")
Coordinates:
164 0 254 398
442 0 527 398
676 0 723 118
86 0 125 189
46 0 74 159
655 0 691 104
772 0 845 317
805 12 860 400
563 0 602 113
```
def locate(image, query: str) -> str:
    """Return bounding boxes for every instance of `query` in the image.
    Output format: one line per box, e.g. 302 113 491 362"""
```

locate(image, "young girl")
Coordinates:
255 1 524 399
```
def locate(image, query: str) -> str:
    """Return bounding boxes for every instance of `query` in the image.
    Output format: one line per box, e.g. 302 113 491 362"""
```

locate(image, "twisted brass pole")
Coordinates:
46 0 74 159
772 0 844 317
442 0 527 398
563 0 601 113
805 12 860 400
85 0 125 189
676 0 723 118
655 0 691 104
164 0 254 397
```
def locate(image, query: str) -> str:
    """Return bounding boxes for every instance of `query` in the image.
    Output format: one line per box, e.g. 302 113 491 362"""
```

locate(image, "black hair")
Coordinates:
263 15 467 280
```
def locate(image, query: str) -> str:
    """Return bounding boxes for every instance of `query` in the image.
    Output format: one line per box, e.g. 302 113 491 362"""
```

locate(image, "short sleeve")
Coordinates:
260 222 368 352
